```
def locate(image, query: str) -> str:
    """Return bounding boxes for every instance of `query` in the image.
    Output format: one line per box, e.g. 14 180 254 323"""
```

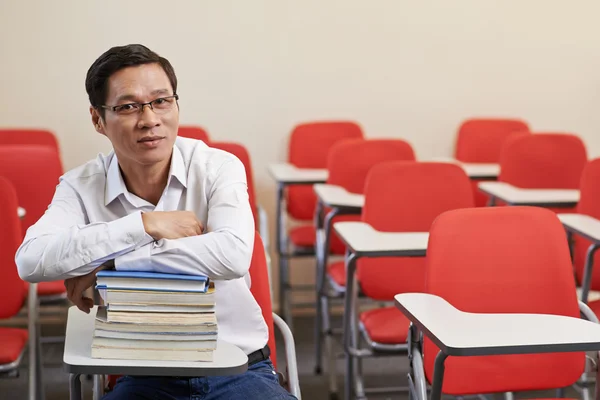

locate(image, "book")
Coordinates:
94 329 218 342
98 286 215 306
95 307 217 333
103 310 217 325
91 346 213 362
96 270 210 293
92 337 217 351
107 303 215 313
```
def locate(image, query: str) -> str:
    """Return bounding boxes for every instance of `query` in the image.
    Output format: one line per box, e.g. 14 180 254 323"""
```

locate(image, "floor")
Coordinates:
0 310 588 399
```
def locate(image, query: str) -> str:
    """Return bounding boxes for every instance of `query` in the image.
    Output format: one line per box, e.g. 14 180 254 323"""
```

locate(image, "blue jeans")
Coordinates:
101 359 296 400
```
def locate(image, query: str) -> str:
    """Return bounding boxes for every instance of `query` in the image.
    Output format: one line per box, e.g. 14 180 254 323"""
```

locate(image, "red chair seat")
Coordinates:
0 328 28 364
359 307 410 345
289 225 316 248
327 261 346 287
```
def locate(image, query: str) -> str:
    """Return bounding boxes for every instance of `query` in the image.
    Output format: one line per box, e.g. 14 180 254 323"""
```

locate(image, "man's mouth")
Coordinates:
138 136 165 143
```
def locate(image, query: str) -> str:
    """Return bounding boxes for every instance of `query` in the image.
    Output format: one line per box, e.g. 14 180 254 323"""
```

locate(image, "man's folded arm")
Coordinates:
115 158 255 280
15 181 152 282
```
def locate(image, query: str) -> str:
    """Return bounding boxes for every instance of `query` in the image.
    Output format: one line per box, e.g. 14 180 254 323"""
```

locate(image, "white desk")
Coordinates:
333 222 428 257
64 306 247 400
479 182 580 208
395 293 600 356
268 163 328 184
314 184 365 210
558 214 600 243
18 206 25 219
431 158 500 179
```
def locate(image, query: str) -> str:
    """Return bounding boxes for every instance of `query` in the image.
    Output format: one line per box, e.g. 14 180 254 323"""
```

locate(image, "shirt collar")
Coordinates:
104 146 187 206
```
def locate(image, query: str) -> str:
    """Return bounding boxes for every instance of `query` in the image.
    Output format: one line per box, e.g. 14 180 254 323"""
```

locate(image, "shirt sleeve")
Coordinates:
15 180 153 282
114 158 255 280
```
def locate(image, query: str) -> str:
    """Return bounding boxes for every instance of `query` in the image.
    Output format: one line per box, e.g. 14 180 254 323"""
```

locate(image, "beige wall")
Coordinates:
2 1 600 307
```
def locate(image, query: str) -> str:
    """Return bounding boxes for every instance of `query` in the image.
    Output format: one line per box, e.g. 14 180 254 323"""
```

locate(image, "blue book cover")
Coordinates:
96 270 209 282
96 271 210 293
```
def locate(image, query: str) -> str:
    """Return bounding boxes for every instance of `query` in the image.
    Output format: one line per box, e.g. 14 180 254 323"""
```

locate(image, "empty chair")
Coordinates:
278 121 363 324
572 159 600 314
315 138 416 382
497 133 587 211
0 177 42 399
407 207 588 397
454 118 529 206
178 125 210 142
341 161 474 398
454 118 530 162
0 145 68 335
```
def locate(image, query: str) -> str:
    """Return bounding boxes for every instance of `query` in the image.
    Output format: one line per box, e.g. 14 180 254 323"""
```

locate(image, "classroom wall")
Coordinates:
2 0 600 308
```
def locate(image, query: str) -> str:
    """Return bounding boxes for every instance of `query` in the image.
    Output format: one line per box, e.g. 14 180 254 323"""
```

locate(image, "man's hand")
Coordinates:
64 265 108 314
142 211 204 240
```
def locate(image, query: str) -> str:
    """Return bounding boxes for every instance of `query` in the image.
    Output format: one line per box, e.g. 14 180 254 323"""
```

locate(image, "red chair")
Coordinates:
278 121 363 325
404 206 589 398
571 159 600 314
497 133 587 212
102 233 301 398
315 139 415 378
339 162 474 398
454 118 529 207
178 125 210 142
0 145 68 339
0 177 42 398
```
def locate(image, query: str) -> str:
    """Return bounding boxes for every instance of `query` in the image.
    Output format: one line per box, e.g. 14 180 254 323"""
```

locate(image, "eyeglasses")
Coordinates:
100 94 179 116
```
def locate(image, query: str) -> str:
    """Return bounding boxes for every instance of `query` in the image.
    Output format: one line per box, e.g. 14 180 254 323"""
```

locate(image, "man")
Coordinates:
16 44 295 399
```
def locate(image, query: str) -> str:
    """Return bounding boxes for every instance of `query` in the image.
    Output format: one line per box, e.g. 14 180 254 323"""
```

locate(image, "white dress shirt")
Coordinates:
15 136 268 354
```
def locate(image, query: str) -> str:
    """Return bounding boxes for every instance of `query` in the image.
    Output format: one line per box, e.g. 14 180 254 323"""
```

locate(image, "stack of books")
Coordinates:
91 271 217 362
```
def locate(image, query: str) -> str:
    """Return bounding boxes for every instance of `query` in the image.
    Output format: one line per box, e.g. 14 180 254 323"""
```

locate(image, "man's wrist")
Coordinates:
141 212 158 240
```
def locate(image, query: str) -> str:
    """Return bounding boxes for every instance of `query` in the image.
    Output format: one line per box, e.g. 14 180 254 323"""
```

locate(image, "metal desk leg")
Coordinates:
93 374 104 400
69 374 82 400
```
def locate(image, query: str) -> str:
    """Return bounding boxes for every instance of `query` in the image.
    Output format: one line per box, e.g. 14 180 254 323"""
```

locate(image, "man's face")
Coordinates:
92 63 179 168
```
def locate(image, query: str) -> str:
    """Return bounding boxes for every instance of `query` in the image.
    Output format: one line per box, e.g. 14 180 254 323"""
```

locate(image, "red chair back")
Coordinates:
454 119 529 162
357 162 473 299
499 133 587 189
0 177 27 318
0 129 60 152
178 126 210 143
0 128 63 167
286 121 363 221
209 142 258 226
424 207 583 394
574 158 600 289
248 233 277 368
326 139 416 254
0 146 63 234
454 119 529 207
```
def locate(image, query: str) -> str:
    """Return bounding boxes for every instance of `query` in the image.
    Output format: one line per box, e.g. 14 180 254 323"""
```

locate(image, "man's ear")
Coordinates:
90 106 105 135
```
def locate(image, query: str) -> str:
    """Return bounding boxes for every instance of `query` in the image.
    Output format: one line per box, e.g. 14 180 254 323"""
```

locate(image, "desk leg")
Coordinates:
276 183 295 331
69 374 82 400
93 374 104 400
430 351 448 400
